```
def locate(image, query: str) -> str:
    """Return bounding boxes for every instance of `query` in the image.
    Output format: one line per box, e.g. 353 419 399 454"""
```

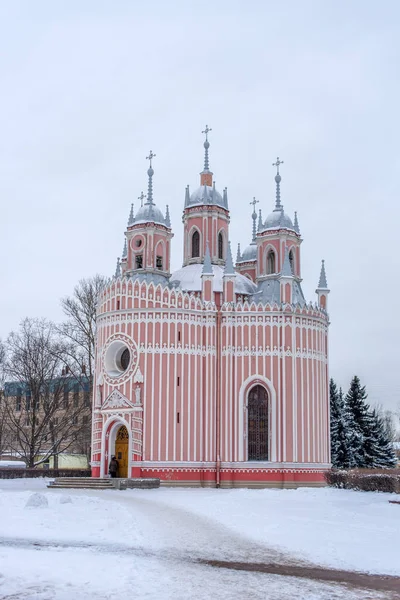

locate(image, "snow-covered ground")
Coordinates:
0 479 398 599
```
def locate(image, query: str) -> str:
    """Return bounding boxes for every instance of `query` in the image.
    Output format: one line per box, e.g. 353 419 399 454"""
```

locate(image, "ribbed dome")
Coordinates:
238 243 257 263
263 208 294 231
186 185 227 209
134 203 166 226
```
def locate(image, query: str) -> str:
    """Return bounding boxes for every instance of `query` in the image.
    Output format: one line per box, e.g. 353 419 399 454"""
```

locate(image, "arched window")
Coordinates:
191 230 200 258
289 249 294 274
218 232 224 260
267 250 276 274
247 385 269 460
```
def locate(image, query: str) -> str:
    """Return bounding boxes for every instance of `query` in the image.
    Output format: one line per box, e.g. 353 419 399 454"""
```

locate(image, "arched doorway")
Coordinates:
115 425 129 477
247 385 269 460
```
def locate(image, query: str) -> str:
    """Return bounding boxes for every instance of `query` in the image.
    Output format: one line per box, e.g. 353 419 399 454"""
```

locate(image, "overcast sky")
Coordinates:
1 1 399 412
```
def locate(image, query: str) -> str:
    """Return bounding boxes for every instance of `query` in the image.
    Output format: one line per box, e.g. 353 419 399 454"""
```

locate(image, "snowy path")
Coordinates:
0 480 398 599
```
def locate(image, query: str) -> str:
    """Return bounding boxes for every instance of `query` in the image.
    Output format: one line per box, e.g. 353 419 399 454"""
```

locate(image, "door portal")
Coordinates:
115 425 129 478
247 385 269 460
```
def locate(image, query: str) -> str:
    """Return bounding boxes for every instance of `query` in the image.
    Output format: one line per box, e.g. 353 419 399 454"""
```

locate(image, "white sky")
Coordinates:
1 1 399 411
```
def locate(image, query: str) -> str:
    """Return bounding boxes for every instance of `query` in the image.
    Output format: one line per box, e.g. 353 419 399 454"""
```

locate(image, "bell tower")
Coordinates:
120 152 173 280
182 126 230 267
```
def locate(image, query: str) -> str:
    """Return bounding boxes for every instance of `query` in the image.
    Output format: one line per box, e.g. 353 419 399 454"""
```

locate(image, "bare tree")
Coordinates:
3 318 91 467
59 275 107 380
0 339 9 457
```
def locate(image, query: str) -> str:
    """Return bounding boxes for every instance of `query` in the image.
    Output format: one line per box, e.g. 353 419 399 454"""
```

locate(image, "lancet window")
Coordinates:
191 230 200 258
267 250 276 274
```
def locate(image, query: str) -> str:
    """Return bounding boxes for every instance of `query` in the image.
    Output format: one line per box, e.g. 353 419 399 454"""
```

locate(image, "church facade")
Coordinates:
91 129 331 488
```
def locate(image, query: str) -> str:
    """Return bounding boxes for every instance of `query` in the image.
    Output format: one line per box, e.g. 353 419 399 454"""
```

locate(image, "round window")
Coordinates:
104 341 131 378
135 239 142 247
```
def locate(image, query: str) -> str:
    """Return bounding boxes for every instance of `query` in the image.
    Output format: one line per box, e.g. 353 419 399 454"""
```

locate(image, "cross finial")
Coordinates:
146 150 156 167
202 125 212 141
250 197 259 211
273 157 284 175
250 197 259 241
138 191 146 207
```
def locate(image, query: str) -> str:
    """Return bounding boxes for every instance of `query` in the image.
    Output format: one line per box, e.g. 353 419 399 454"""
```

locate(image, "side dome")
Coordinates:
186 185 227 209
238 243 257 263
263 208 294 231
134 204 166 226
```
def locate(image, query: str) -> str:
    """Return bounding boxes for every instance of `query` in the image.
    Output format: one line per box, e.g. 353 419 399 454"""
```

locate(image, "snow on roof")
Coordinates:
170 263 257 295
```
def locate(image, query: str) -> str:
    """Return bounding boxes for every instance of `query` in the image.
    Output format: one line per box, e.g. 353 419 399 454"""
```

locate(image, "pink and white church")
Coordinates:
91 129 331 487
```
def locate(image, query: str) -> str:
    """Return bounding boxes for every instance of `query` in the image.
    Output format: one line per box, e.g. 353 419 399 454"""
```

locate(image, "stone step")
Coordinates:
48 477 115 490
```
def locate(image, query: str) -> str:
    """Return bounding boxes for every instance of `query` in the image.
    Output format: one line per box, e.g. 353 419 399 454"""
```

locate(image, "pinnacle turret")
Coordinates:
224 242 235 276
294 211 300 234
115 257 121 278
202 242 213 275
165 205 171 228
121 239 127 259
236 243 241 263
128 203 135 226
258 209 263 232
317 260 328 289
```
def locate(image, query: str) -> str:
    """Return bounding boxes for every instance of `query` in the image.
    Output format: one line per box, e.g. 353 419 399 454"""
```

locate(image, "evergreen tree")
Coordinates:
368 409 397 468
330 380 352 468
344 376 397 469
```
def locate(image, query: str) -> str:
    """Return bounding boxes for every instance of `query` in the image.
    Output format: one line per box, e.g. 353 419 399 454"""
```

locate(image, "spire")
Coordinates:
128 203 135 226
184 185 190 207
317 260 328 289
236 243 241 263
294 211 300 234
258 209 263 232
165 205 171 228
223 187 228 208
250 197 259 242
281 247 293 277
115 257 121 278
121 238 127 259
145 151 156 205
202 125 212 172
224 242 235 276
202 242 213 275
272 157 284 211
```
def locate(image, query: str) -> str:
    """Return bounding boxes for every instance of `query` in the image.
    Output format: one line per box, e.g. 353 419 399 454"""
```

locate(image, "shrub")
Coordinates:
0 468 91 479
325 469 400 493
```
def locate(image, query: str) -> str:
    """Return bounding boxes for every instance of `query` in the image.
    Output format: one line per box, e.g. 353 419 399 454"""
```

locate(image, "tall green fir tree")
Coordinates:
330 379 353 468
344 376 396 468
366 409 397 468
344 376 374 468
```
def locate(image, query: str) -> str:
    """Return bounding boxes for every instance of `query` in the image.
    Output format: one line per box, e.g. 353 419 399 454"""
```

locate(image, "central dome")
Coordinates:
187 185 227 209
263 208 294 231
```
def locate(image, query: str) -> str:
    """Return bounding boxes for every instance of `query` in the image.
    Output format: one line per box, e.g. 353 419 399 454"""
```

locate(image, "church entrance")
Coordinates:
247 385 269 460
115 425 129 478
